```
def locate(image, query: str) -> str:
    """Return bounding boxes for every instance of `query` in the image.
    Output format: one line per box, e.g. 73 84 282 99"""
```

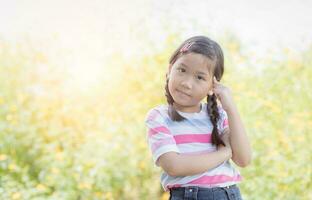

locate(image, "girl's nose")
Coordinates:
181 78 193 89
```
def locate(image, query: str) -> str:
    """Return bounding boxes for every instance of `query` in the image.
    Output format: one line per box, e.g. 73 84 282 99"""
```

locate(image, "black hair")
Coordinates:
165 35 225 147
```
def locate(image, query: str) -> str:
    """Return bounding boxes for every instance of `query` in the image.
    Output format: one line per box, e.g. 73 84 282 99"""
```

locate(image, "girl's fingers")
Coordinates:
213 76 218 82
213 77 220 85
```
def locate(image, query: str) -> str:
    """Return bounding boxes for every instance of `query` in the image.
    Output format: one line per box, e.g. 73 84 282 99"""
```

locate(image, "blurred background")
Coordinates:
0 0 311 199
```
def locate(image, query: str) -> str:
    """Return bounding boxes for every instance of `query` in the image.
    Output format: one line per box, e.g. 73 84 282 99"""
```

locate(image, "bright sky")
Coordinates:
2 0 312 54
1 0 311 88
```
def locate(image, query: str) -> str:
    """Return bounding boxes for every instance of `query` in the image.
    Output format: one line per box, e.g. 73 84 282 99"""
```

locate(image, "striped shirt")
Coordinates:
145 102 242 191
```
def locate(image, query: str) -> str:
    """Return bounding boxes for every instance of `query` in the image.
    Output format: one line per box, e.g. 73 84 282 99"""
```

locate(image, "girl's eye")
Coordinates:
197 76 205 80
177 68 186 72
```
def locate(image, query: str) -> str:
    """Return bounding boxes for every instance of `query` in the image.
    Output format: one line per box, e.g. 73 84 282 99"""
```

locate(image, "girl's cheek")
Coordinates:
175 75 184 83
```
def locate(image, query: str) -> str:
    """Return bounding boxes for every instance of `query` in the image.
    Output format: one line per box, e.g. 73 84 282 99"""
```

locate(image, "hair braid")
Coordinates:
207 94 225 147
165 76 185 121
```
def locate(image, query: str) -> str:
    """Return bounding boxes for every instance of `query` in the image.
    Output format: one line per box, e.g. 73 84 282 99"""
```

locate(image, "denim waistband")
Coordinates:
169 184 242 200
169 184 237 192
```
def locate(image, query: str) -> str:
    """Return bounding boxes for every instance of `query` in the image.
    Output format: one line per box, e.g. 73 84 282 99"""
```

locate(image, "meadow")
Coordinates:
0 34 311 199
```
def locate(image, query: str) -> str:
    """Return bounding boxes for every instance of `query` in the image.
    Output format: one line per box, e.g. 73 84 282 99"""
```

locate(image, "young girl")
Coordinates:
145 36 252 200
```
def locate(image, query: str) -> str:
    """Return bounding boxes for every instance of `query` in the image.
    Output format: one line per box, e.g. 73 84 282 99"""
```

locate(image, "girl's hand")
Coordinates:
212 77 236 112
220 131 231 147
217 144 232 160
217 132 232 159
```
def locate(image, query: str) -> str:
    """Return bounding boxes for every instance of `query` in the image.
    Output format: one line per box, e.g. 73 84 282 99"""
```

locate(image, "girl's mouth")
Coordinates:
176 89 191 97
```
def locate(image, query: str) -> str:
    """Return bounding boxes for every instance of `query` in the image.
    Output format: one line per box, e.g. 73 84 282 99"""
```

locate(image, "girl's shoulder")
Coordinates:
145 104 169 123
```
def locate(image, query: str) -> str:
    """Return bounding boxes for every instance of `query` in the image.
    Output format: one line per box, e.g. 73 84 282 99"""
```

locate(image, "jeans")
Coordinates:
169 184 243 200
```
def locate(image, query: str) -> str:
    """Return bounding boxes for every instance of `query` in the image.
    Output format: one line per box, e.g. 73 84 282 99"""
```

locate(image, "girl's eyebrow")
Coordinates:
180 63 209 76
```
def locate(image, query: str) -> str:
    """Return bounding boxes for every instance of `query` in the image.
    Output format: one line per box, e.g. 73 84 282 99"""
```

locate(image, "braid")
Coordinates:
165 75 185 121
207 94 225 147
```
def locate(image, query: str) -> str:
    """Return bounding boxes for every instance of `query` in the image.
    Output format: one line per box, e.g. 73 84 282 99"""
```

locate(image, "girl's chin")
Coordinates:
172 101 194 108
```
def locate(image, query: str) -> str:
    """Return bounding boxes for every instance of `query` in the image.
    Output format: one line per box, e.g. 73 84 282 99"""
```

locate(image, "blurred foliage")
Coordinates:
0 33 311 200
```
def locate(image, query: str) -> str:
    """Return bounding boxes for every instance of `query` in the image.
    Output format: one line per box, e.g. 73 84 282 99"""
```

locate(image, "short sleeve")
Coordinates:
217 106 229 135
145 108 180 167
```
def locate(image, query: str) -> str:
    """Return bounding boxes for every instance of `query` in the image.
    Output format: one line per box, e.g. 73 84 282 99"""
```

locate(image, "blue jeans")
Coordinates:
169 184 243 200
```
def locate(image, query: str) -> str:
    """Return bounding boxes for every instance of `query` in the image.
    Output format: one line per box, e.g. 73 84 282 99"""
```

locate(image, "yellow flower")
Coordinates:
254 121 262 128
35 52 47 63
0 154 7 161
138 161 146 170
17 93 26 103
248 91 258 98
104 192 113 199
78 182 92 190
8 164 17 171
228 41 239 52
279 184 288 191
267 149 279 158
160 192 169 200
11 192 21 200
85 160 95 168
95 192 103 197
55 152 64 161
114 144 121 151
78 183 84 190
51 167 59 174
10 119 18 126
296 136 304 142
74 172 80 179
6 114 13 121
10 105 17 112
279 171 288 178
36 184 47 191
138 140 146 149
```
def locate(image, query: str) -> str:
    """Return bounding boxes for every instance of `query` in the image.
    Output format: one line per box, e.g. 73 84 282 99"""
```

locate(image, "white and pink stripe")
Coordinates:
145 103 242 191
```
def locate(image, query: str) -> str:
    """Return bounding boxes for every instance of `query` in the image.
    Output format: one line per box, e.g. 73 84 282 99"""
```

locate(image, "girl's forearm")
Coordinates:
226 104 252 167
169 148 231 176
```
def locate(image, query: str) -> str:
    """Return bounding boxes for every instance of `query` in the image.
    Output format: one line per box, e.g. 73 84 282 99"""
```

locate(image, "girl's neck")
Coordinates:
173 103 202 113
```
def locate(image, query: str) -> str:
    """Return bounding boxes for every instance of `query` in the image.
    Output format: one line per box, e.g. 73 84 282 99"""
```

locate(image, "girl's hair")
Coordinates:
165 35 225 147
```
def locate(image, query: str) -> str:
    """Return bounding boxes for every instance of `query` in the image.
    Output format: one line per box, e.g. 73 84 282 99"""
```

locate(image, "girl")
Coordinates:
145 36 252 200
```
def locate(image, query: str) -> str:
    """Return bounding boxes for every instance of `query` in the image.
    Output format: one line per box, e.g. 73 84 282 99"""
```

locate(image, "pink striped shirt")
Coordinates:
145 103 242 191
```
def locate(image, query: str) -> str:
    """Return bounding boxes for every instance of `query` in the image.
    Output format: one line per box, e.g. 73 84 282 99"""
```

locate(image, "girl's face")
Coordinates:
168 53 215 113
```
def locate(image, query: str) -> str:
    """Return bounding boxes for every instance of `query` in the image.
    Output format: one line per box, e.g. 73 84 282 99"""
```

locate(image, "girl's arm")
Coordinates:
225 103 252 167
157 145 231 177
212 77 252 168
